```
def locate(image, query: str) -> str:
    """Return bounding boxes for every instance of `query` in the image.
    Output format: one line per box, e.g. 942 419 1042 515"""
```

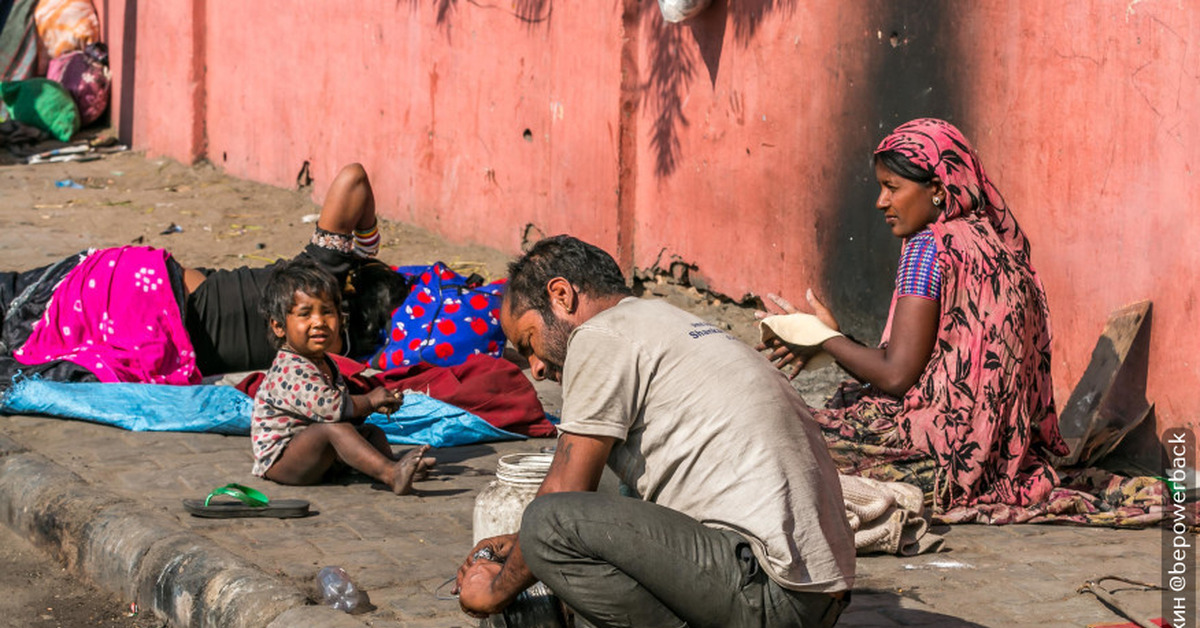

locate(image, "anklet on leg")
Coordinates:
354 223 381 258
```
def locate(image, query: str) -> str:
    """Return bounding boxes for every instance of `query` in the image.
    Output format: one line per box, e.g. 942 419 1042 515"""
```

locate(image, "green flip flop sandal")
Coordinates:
182 483 311 519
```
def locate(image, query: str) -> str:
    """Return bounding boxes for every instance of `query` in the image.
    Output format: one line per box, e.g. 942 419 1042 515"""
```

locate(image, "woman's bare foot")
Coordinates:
389 445 432 495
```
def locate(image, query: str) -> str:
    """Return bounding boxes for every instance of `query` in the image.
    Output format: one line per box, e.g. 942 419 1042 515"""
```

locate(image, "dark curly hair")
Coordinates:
342 259 410 359
506 235 631 323
259 257 343 348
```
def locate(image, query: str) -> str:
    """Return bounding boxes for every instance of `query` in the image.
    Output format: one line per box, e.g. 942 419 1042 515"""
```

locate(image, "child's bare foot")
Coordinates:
389 445 432 495
414 454 437 481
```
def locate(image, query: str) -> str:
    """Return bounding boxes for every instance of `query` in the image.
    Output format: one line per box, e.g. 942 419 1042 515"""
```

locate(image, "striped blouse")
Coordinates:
895 229 940 301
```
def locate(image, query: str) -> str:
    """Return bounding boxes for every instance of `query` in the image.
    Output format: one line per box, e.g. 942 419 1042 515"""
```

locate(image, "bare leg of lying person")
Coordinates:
181 162 381 295
317 163 378 236
318 163 381 258
178 163 407 374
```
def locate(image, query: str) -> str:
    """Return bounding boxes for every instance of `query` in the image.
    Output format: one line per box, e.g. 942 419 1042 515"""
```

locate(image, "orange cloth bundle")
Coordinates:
34 0 100 60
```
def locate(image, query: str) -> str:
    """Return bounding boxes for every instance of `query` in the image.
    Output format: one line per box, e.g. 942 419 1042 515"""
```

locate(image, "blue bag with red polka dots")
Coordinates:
368 262 507 370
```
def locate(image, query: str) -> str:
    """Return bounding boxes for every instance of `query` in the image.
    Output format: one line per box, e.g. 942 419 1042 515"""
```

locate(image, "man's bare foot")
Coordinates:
390 445 432 495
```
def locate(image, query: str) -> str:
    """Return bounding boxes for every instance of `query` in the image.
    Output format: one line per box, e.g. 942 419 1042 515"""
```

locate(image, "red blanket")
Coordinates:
237 354 554 438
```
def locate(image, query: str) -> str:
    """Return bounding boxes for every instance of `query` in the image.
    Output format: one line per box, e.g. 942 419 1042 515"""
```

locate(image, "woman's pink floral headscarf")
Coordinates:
874 118 1030 259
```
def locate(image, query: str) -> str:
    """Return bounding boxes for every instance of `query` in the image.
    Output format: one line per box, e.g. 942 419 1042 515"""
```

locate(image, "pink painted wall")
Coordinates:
95 1 1198 439
198 1 623 257
101 0 204 163
630 2 875 299
949 1 1199 435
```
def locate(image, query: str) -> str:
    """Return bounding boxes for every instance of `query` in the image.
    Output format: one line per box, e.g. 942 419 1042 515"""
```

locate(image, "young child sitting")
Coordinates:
251 257 433 494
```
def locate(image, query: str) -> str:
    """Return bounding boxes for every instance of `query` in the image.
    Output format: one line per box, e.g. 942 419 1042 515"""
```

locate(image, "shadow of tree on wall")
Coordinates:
398 0 552 32
642 10 698 178
435 0 457 27
390 0 769 178
728 0 797 42
641 0 796 178
510 0 553 26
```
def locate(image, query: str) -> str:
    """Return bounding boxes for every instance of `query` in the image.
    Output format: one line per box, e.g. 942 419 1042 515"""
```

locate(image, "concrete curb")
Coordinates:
0 433 372 627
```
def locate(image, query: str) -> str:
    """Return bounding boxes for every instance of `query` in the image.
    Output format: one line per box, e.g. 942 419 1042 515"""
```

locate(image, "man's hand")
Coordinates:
457 559 506 618
451 434 614 618
460 534 518 570
454 534 520 618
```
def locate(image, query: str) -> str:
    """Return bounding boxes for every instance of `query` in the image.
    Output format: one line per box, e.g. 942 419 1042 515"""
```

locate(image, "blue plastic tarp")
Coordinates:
365 400 522 446
1 378 252 434
0 377 523 447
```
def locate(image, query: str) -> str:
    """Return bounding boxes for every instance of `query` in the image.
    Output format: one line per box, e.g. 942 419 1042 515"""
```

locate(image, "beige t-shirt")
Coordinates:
557 297 856 593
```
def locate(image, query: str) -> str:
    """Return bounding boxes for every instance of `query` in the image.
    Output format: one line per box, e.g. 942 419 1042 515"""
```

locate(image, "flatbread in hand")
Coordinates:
759 313 842 371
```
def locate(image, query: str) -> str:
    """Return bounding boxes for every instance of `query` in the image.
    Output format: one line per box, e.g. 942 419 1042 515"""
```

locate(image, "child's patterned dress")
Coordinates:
251 348 350 476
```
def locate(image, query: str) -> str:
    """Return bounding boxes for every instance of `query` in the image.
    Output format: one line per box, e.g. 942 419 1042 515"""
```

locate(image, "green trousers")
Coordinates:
520 492 849 628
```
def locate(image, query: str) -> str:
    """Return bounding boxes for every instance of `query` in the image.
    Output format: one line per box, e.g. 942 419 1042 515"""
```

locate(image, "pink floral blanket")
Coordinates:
14 247 200 385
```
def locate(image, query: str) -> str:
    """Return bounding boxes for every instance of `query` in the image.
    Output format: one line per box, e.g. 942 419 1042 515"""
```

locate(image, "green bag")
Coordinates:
0 78 81 141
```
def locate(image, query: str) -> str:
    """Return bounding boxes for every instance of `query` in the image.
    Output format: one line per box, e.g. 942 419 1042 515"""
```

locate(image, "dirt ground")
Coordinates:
0 148 515 284
0 524 164 628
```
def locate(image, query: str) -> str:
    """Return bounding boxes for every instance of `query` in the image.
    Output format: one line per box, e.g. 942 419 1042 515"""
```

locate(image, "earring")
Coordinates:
932 196 942 206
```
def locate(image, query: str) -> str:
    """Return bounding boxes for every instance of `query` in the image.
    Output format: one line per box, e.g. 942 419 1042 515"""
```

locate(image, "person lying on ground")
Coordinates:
454 235 855 627
250 257 434 495
181 162 407 375
759 118 1069 518
0 163 410 386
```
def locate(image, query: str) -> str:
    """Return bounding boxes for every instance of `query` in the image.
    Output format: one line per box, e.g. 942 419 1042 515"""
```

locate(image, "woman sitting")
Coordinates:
761 118 1071 520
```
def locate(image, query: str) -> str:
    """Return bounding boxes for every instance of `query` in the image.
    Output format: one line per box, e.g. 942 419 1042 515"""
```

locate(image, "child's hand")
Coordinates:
367 386 404 415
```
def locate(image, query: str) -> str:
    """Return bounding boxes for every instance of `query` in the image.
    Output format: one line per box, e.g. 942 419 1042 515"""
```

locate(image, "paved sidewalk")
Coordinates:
0 153 1178 627
0 395 1172 628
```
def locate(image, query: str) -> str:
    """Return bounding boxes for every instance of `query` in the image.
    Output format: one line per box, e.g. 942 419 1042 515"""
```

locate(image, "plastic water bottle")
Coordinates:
317 566 361 612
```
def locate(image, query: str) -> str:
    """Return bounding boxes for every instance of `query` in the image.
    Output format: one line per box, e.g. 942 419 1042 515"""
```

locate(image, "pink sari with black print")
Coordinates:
14 246 200 385
812 119 1161 526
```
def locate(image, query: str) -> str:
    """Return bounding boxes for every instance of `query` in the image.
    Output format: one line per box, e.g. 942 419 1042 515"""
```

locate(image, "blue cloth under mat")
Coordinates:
0 378 523 447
